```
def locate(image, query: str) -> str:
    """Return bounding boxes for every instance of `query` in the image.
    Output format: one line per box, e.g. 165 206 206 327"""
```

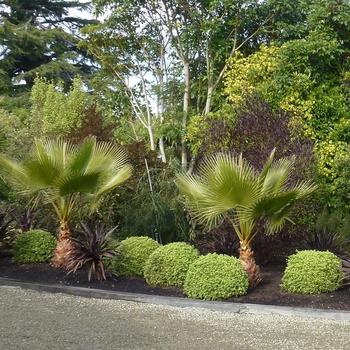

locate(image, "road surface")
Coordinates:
0 286 349 350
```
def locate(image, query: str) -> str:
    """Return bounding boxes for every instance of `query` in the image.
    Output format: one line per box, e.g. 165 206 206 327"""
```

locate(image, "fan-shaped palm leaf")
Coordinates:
176 153 261 227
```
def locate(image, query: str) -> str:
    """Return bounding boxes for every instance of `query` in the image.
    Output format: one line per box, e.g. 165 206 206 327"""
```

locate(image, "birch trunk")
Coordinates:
158 46 167 163
181 60 190 169
204 84 214 115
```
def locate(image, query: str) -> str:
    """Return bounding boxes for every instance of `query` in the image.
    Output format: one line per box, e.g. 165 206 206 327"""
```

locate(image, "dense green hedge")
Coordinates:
109 236 160 277
144 242 199 287
13 230 56 263
281 250 344 294
184 253 249 300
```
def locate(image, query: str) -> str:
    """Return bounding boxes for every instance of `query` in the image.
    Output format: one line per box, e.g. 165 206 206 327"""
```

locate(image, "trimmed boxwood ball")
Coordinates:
281 250 344 294
13 229 57 263
110 236 160 277
144 242 199 287
184 253 249 300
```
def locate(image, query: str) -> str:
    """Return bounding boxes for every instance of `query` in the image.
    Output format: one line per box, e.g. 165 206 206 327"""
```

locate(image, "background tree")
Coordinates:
224 0 350 212
88 0 273 168
0 0 98 114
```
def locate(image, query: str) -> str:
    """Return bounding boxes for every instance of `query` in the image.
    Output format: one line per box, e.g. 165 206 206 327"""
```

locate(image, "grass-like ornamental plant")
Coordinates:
13 229 56 263
0 137 132 268
110 236 160 277
176 149 316 287
184 253 249 300
144 242 199 287
66 223 117 281
281 250 344 294
343 256 350 286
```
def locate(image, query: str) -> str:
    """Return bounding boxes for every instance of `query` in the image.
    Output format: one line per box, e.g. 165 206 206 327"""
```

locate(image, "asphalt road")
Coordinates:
0 286 349 350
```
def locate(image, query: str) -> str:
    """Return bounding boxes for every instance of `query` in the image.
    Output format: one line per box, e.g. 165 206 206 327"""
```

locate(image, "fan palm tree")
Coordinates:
0 137 132 268
176 149 316 287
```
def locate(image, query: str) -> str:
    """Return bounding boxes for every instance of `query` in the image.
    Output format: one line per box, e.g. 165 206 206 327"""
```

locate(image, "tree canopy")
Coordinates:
0 0 97 111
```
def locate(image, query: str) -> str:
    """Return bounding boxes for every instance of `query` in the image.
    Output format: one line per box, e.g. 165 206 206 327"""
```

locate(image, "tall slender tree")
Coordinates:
89 0 273 169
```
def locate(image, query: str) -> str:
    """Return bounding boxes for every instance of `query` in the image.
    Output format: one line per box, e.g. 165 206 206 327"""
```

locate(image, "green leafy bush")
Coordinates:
144 242 199 287
13 230 57 263
281 250 344 294
110 236 160 277
184 253 249 300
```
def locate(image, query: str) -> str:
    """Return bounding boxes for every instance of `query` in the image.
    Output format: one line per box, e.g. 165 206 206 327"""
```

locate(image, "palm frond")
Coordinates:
0 155 28 187
259 148 276 180
200 153 260 207
88 140 130 173
69 137 95 174
93 164 133 205
261 156 295 195
175 173 209 202
58 172 102 196
177 153 261 227
244 180 317 234
38 138 75 170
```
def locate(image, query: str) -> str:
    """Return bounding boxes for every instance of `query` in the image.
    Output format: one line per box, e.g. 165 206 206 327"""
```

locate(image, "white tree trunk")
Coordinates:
148 125 156 151
182 60 190 169
159 138 166 163
204 84 214 115
138 63 156 151
158 46 167 163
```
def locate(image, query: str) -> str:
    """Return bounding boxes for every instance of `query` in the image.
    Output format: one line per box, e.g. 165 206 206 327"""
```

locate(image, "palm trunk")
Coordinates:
239 244 261 288
51 220 75 269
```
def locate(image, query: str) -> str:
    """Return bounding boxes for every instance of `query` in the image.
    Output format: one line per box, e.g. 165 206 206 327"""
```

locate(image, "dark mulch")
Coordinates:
0 258 349 311
0 257 183 298
229 265 350 311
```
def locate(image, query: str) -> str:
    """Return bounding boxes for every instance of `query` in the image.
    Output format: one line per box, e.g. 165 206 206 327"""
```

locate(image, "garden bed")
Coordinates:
0 257 349 311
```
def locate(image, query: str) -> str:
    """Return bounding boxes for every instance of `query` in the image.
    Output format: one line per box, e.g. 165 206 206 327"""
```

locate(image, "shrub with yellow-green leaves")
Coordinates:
13 230 57 264
224 45 280 107
109 236 160 277
184 254 249 300
316 140 348 181
144 242 199 287
281 250 344 294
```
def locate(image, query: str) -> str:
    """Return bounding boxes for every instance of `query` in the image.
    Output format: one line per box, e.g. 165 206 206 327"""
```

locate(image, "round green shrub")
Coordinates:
184 253 249 300
281 250 344 294
144 242 199 287
110 236 160 277
13 230 57 264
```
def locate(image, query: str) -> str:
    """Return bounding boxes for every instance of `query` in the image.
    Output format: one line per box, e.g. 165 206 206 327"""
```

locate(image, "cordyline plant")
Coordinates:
66 223 117 281
342 256 350 286
176 149 316 287
0 137 132 268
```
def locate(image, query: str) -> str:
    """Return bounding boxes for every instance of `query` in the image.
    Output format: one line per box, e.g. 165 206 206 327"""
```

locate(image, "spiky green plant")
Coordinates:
176 149 316 286
0 137 132 268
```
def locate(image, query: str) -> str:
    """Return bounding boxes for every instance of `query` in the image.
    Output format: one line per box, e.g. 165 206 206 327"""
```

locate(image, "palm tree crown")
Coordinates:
0 137 132 267
176 149 316 286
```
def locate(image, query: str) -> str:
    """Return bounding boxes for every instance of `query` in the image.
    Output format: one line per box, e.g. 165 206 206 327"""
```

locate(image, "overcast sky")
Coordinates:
69 1 99 20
